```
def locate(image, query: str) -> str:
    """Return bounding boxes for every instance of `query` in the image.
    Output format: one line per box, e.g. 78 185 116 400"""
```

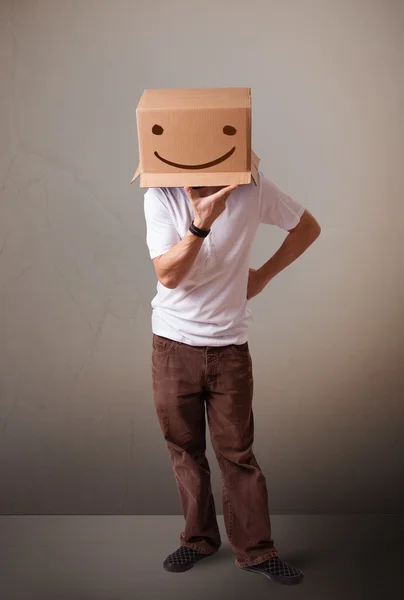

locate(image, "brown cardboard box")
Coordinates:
130 87 260 188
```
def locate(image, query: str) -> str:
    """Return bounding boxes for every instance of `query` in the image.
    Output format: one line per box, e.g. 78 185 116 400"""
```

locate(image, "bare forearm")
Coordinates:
259 221 321 284
157 225 207 289
154 186 237 289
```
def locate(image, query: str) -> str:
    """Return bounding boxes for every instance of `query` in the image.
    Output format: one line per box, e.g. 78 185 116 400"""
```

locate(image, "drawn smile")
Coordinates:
154 146 236 170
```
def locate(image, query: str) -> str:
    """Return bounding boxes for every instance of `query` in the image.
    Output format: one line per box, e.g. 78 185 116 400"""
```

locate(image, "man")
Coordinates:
144 173 321 585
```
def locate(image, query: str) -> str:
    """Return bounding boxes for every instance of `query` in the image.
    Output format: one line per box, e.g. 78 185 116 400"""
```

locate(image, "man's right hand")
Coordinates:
184 184 239 230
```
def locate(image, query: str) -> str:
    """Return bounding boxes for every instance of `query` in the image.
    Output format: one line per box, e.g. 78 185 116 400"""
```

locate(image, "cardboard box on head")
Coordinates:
130 87 260 188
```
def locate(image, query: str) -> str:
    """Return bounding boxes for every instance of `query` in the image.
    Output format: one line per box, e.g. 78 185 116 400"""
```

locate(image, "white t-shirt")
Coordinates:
143 171 305 346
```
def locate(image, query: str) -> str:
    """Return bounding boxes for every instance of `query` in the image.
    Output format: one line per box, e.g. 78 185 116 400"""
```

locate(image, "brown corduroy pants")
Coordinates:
151 333 278 567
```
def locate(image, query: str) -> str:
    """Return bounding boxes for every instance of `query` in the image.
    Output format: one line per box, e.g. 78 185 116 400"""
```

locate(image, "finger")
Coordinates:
213 184 239 201
183 186 195 200
220 184 239 195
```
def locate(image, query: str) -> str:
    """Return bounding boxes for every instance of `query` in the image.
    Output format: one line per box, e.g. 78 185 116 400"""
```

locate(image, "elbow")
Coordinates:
160 276 177 289
313 222 321 239
308 214 321 240
307 224 321 247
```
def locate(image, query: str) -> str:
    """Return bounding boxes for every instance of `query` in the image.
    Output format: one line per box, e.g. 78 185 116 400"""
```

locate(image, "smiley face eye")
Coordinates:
223 125 237 136
152 124 164 135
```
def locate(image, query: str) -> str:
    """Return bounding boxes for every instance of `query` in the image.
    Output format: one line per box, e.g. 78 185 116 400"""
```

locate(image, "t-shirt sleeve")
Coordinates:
144 190 181 259
259 172 305 231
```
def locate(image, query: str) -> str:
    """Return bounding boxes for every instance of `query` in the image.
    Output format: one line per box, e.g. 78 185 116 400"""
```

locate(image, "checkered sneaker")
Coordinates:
242 556 304 585
163 546 212 572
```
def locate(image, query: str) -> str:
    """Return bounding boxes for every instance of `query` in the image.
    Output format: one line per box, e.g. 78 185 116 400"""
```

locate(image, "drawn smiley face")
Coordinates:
151 124 237 170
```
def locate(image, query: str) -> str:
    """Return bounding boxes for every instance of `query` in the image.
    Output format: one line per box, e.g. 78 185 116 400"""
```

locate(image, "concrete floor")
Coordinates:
0 515 402 600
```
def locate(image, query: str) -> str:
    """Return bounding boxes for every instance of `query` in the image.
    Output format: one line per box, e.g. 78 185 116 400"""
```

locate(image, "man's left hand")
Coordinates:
247 268 268 300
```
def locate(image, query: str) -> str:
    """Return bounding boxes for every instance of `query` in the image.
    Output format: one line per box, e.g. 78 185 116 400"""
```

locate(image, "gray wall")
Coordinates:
0 0 403 515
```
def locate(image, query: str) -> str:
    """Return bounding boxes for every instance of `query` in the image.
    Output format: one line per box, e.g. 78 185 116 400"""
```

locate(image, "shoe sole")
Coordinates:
163 553 211 573
242 565 304 586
